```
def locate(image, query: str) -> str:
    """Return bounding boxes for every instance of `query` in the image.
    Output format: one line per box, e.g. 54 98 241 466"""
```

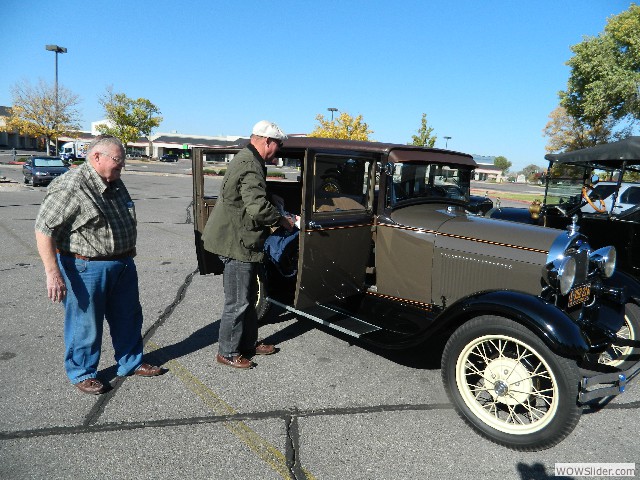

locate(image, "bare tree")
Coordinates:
3 79 82 155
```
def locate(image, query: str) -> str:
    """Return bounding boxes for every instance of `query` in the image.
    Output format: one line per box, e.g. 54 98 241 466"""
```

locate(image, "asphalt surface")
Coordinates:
0 158 638 480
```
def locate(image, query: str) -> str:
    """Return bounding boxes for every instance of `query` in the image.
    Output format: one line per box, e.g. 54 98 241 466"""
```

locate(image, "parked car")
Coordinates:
487 137 640 283
192 137 639 451
22 156 69 186
160 153 179 162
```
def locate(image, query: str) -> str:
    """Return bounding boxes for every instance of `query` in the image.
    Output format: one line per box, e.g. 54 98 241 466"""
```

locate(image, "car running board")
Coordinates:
266 298 381 338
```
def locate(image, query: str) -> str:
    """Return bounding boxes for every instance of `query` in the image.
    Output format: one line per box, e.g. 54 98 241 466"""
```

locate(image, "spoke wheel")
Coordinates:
442 316 581 451
596 302 640 369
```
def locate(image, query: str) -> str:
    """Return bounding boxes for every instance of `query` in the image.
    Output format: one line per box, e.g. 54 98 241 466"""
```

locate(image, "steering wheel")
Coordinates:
581 185 607 213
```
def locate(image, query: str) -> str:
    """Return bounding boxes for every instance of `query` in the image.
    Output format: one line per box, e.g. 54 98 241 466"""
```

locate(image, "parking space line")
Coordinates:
146 342 316 480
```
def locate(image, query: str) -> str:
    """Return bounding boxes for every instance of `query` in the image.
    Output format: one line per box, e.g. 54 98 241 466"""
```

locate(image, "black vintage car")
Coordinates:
193 137 640 451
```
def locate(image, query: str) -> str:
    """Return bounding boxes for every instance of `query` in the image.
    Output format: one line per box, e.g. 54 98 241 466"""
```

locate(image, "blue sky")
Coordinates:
0 0 634 171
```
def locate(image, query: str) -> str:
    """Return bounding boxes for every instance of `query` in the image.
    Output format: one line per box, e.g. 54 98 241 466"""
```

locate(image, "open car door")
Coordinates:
293 149 379 335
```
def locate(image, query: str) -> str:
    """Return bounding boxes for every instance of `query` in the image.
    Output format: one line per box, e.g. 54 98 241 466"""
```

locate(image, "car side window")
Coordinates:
313 154 369 212
621 186 640 205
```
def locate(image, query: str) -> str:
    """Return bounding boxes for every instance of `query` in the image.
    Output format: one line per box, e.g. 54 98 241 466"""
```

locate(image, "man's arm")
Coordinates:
35 230 66 303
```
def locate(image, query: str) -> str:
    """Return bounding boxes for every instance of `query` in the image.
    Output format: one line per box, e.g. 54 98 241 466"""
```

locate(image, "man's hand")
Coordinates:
46 271 67 303
278 215 299 232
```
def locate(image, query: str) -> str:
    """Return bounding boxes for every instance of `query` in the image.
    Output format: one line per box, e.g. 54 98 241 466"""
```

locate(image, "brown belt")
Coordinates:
56 248 136 261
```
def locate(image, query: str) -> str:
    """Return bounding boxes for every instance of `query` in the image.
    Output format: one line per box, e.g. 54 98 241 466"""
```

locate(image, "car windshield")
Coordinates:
33 158 65 167
388 162 471 206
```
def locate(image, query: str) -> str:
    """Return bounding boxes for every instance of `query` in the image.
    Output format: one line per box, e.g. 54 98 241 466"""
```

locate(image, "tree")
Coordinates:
521 164 542 182
560 4 640 131
409 113 437 147
542 105 623 153
2 79 81 155
308 112 373 140
494 156 511 175
97 87 162 150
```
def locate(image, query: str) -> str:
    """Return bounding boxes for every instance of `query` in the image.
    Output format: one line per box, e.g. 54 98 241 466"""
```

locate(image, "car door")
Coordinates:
295 149 376 310
23 158 32 182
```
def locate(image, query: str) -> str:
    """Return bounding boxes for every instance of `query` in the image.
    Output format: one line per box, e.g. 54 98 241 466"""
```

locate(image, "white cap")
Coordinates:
252 120 288 141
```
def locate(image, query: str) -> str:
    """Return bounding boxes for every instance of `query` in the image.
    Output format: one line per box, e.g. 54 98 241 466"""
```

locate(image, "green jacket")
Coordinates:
202 144 281 262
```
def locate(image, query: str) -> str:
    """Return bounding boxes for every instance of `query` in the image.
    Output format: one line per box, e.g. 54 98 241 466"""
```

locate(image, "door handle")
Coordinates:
308 220 322 229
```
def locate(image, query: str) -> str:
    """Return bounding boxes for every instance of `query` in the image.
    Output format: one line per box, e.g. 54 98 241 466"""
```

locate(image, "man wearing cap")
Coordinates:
203 120 297 369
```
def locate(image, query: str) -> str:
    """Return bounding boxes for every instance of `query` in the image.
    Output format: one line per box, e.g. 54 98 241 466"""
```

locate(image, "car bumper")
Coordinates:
579 338 640 402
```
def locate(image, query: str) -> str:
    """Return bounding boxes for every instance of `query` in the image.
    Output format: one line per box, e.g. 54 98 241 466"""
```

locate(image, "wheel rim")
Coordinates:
598 314 635 367
455 334 559 435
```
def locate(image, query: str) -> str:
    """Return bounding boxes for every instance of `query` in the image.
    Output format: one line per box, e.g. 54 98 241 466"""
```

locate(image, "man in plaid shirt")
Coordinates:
35 135 164 395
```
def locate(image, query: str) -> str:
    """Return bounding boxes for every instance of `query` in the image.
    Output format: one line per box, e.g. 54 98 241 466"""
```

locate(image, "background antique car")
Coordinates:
192 137 639 451
22 156 69 186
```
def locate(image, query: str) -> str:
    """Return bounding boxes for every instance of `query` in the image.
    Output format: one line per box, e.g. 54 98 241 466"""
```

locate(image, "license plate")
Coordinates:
568 284 590 307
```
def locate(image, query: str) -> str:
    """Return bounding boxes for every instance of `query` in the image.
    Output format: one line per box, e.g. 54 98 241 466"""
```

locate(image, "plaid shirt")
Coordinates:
35 162 137 257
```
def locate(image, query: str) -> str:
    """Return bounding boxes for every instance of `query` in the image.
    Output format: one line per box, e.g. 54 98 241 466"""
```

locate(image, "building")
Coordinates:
472 155 505 182
0 106 39 150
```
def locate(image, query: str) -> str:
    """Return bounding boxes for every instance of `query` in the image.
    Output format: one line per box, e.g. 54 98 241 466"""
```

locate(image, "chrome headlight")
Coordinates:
590 246 616 278
543 256 577 295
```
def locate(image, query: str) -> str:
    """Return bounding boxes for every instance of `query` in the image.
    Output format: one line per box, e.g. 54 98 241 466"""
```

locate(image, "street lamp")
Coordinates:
45 44 67 155
327 107 338 121
444 136 452 149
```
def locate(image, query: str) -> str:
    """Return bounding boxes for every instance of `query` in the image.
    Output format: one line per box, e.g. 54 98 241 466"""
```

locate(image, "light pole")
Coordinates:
444 136 451 149
327 107 338 121
45 44 67 155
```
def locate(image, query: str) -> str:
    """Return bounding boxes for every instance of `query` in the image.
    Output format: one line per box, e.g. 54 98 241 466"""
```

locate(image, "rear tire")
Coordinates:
442 315 581 451
254 273 270 321
596 302 640 369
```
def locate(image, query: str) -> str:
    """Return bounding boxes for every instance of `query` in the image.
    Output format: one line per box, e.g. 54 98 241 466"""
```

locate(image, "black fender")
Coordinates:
434 290 590 358
604 270 640 304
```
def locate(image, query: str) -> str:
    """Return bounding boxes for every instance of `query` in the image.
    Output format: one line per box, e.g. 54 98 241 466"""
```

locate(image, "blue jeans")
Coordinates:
218 256 258 357
57 254 144 383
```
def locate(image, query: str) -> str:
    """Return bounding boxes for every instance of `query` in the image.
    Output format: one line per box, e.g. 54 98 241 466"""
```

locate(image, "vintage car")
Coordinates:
192 137 640 451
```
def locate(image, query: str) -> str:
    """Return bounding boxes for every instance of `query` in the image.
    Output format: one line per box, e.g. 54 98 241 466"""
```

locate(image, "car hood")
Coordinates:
390 204 563 264
33 166 69 172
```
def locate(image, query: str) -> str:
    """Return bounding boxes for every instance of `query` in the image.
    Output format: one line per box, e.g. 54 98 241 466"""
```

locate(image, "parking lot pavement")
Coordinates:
1 171 639 480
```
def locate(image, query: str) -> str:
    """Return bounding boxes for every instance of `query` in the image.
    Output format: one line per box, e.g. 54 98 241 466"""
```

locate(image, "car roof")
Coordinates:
544 136 640 172
200 136 477 167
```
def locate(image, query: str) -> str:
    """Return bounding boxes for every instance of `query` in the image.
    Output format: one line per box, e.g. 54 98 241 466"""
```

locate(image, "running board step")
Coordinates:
266 298 381 338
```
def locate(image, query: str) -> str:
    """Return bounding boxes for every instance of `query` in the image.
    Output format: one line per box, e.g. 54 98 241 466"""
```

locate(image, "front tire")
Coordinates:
442 315 581 451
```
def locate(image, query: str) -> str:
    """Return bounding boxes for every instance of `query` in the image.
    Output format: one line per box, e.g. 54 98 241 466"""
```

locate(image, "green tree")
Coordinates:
2 79 81 155
560 4 640 130
308 112 373 140
97 87 162 149
409 113 437 147
494 156 512 175
521 164 542 182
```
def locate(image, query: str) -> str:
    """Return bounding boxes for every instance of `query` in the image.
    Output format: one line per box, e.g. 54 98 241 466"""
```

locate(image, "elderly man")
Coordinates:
203 120 297 369
35 135 163 395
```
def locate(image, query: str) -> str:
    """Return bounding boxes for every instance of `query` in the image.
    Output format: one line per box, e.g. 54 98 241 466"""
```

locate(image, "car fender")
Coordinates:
604 270 640 303
435 290 590 357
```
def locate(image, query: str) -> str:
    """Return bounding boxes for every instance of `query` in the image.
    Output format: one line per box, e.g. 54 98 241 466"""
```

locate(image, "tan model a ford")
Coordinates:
192 137 639 451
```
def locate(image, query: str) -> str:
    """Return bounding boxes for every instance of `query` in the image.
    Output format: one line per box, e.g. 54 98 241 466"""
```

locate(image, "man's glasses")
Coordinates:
100 152 125 165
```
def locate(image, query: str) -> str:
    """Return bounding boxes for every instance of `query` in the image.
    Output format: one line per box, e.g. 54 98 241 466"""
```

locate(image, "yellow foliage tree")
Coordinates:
308 112 373 141
3 79 81 155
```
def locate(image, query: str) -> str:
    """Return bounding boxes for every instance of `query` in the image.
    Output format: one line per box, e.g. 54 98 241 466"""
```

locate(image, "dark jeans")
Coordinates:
218 256 258 357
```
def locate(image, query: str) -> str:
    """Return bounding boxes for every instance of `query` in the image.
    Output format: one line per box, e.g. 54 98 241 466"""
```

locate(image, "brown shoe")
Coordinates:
216 354 253 369
75 378 106 395
254 343 277 355
133 363 165 377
